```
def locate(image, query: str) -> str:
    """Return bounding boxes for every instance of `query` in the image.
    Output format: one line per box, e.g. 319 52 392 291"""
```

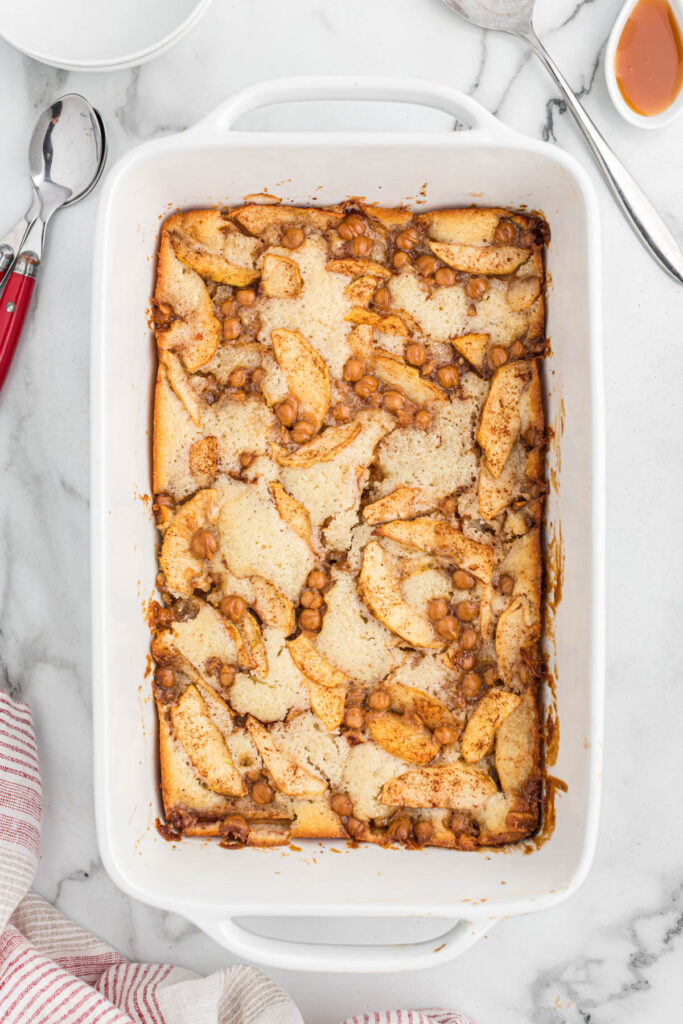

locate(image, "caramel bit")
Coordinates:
434 266 456 287
427 598 449 621
354 375 378 399
338 214 366 240
154 665 174 688
291 420 316 444
219 664 236 689
462 672 482 698
300 608 322 631
229 367 248 388
252 781 274 804
190 529 218 559
300 588 323 609
414 820 433 845
220 594 246 622
414 408 433 430
415 253 439 276
386 817 411 843
275 397 298 426
350 235 373 257
465 276 489 301
368 688 391 710
330 792 353 816
455 600 479 622
382 390 404 413
343 357 364 383
344 706 364 729
393 250 410 270
436 364 459 389
434 724 458 746
459 628 478 652
452 569 475 590
219 814 249 845
307 569 328 590
405 342 426 367
494 219 517 245
435 615 459 641
223 317 241 341
282 226 305 249
395 226 420 250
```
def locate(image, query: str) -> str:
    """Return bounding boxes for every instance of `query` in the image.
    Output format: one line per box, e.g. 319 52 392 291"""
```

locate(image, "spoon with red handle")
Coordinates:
0 95 106 392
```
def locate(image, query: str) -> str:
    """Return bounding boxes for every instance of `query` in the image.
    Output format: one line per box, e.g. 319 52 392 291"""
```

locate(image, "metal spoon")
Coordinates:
0 94 107 392
441 0 683 284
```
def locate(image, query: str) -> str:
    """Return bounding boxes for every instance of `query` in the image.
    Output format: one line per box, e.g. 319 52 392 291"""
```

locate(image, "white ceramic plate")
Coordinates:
0 0 213 71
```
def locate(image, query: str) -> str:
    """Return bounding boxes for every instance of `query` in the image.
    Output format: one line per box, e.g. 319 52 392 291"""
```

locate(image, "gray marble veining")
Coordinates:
1 0 682 1020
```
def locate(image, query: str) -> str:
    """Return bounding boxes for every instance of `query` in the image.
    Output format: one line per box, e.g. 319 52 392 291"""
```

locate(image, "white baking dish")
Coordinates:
91 77 605 973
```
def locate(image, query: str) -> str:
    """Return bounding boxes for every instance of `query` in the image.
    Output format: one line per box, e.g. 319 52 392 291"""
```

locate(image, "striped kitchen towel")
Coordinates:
0 692 475 1024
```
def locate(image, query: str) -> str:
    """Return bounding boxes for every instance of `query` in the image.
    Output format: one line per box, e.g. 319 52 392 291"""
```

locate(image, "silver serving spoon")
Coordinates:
0 94 107 392
441 0 683 284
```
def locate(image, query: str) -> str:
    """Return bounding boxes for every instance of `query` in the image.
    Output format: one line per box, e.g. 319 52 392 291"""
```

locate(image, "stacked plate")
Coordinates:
0 0 213 71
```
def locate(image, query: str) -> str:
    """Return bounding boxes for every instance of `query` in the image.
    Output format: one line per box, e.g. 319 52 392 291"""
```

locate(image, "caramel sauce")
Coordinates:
615 0 683 115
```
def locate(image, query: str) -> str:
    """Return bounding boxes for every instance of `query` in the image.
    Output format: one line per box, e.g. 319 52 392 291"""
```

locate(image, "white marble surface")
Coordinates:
1 0 682 1020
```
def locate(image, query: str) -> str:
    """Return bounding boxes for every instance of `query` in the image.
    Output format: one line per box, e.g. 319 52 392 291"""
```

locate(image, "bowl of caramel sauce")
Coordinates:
606 0 683 127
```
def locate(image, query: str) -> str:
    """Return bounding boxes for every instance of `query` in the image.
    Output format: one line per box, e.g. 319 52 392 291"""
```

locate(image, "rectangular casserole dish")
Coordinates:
91 76 605 973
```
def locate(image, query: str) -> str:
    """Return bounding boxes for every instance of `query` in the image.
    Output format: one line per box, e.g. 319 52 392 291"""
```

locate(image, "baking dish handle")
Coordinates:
188 914 495 973
192 76 509 136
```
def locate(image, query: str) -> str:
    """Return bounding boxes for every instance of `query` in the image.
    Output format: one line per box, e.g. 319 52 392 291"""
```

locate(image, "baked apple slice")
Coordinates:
460 689 522 764
303 679 346 731
237 611 268 678
325 257 392 279
270 328 330 431
507 274 541 312
268 481 313 549
271 419 362 468
382 675 459 732
358 541 443 649
450 332 490 375
344 275 382 306
494 693 539 793
170 684 245 796
249 576 296 635
160 351 202 427
156 600 252 675
381 762 497 810
362 486 424 526
170 229 259 287
261 253 303 298
429 241 529 276
189 436 218 483
375 517 494 583
495 595 538 685
155 233 220 372
373 352 446 405
246 717 328 798
232 204 343 236
287 634 349 688
366 710 440 765
159 489 219 597
417 208 505 245
476 361 532 478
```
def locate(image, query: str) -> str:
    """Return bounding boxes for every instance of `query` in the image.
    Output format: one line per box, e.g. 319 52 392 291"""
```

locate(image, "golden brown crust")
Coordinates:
150 202 548 850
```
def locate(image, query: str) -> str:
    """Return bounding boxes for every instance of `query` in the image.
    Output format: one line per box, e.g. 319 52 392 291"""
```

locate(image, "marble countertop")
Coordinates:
1 0 682 1020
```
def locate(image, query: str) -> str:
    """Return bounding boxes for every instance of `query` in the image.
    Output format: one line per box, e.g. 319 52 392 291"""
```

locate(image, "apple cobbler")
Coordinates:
150 201 548 849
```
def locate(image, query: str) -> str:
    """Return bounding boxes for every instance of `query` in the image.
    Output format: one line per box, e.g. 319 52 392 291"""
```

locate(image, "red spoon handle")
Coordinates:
0 256 38 392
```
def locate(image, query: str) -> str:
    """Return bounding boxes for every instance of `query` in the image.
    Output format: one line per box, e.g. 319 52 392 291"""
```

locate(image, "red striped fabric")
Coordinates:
0 691 475 1024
